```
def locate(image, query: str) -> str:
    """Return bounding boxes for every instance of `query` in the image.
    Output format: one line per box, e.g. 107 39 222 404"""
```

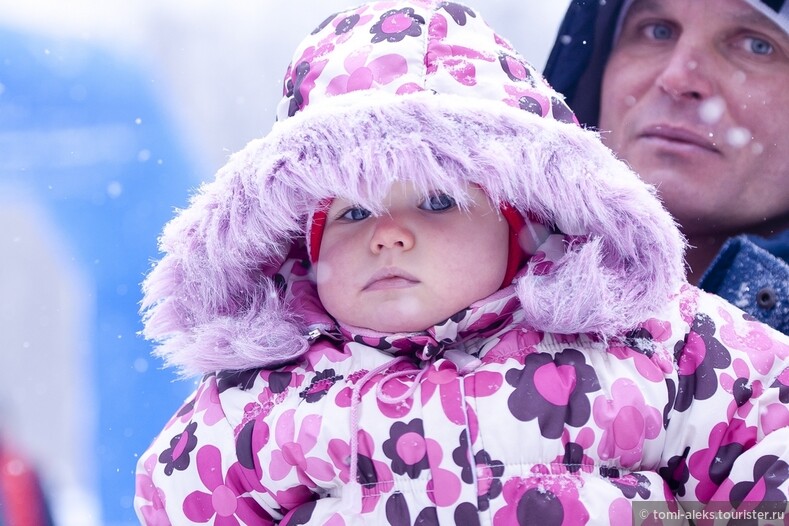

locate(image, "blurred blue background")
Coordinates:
0 2 569 524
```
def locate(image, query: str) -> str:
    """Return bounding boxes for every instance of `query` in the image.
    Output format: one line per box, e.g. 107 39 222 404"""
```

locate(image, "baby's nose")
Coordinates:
370 217 416 253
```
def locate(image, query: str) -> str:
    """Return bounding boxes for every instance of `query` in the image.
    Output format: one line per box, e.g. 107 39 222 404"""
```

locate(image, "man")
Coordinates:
545 0 789 334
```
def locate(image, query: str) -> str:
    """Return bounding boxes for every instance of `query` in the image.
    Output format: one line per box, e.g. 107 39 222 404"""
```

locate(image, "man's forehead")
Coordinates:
625 0 788 34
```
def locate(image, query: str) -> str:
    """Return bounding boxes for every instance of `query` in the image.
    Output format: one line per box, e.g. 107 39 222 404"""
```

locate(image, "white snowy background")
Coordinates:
0 1 570 525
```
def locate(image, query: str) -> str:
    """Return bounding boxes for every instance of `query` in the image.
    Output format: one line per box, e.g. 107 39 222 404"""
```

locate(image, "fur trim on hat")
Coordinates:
141 92 685 376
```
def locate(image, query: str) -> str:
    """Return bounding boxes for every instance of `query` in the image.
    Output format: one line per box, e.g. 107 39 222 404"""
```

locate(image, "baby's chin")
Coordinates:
340 297 455 334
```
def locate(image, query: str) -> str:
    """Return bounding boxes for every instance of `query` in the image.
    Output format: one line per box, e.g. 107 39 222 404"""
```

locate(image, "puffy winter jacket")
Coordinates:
136 264 789 525
135 1 789 524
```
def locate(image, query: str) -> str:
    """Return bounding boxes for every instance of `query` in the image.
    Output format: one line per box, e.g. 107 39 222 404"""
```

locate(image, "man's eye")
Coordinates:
645 22 673 41
419 193 457 212
744 36 773 55
339 207 371 221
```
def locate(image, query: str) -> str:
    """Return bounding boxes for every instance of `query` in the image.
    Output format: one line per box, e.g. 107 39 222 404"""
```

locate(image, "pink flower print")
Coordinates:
550 96 578 124
269 409 335 487
612 323 675 379
474 450 505 511
420 360 466 425
463 370 503 398
326 46 408 96
280 501 317 525
762 369 789 434
163 396 196 432
356 430 394 513
303 339 350 367
720 358 764 419
311 11 339 36
494 475 589 526
607 472 652 500
439 2 476 25
239 371 298 428
194 381 226 427
498 52 535 84
325 8 375 46
274 485 315 512
136 454 171 526
593 378 662 467
774 366 789 402
385 493 438 526
282 42 335 117
216 369 260 394
554 428 596 474
674 313 732 412
717 306 789 375
425 14 492 87
688 420 757 502
729 455 789 513
183 445 274 525
395 82 424 94
335 369 374 408
642 318 673 342
494 33 516 52
608 344 666 384
658 446 691 497
452 430 504 513
327 438 352 484
424 438 462 507
462 298 519 339
506 348 601 439
158 421 198 475
607 498 633 526
370 8 425 44
234 418 270 477
383 419 430 479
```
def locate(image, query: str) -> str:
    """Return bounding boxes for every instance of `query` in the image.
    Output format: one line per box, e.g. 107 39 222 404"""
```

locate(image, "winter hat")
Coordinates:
288 1 573 285
141 0 686 376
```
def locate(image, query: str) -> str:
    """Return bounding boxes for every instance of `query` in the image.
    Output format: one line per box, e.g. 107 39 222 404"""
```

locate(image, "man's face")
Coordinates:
599 0 789 236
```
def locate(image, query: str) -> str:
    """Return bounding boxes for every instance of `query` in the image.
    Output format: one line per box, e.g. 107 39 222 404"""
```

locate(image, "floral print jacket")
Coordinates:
133 1 789 524
136 261 789 525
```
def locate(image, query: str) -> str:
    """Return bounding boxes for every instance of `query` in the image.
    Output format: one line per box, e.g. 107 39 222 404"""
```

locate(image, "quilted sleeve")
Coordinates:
133 374 297 525
661 289 789 517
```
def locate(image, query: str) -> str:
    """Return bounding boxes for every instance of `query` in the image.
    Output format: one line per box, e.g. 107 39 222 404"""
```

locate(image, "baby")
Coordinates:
135 1 789 525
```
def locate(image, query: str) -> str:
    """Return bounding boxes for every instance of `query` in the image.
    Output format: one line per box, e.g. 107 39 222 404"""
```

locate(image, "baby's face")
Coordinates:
315 181 509 333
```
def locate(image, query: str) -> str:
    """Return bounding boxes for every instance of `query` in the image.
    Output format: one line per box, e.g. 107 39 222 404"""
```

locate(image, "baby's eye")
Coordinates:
339 206 371 221
419 193 457 212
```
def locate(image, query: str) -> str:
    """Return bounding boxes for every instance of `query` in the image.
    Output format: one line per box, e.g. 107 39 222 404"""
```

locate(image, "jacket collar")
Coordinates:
277 249 525 362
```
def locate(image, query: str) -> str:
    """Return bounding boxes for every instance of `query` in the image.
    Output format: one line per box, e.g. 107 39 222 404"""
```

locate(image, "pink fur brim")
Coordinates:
141 92 686 377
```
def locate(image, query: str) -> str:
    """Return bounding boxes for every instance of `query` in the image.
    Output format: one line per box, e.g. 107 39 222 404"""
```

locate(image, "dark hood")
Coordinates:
543 0 627 129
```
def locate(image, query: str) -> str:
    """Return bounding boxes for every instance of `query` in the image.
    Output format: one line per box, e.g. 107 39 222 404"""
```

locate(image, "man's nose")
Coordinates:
369 216 416 254
655 41 715 101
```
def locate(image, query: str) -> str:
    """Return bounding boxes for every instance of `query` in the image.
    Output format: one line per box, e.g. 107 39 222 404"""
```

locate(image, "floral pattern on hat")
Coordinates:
275 0 574 124
370 7 426 43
